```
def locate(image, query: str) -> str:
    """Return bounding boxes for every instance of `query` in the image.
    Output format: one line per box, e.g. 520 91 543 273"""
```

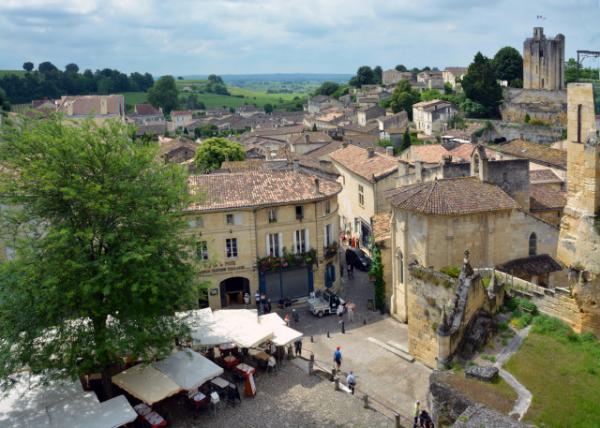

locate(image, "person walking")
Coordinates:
333 346 342 371
413 400 421 428
347 304 354 323
243 292 250 306
346 371 356 395
294 337 302 356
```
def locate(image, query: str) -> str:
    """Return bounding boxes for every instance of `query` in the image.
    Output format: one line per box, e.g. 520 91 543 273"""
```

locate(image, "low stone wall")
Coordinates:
478 268 586 333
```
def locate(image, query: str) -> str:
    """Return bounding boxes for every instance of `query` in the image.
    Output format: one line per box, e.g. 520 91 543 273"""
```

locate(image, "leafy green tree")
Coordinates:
264 103 274 114
389 80 420 119
420 89 442 102
207 74 224 85
148 75 179 114
0 87 10 111
330 84 349 99
195 137 245 172
399 128 412 152
373 66 383 84
369 246 386 312
22 62 34 72
461 52 503 117
460 98 487 118
349 66 376 87
0 116 198 395
565 58 599 83
38 61 58 75
395 64 407 72
444 82 453 95
314 81 340 96
493 46 523 85
65 63 79 74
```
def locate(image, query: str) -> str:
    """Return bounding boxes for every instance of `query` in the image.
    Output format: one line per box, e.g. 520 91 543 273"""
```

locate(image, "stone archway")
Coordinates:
219 277 250 307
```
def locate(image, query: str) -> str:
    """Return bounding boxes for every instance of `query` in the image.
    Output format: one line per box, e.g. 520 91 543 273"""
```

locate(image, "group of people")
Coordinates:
332 346 357 395
414 400 434 428
249 292 272 314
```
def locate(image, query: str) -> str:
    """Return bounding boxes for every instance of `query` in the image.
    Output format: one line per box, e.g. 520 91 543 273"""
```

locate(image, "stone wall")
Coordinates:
407 266 457 368
557 83 600 276
500 88 567 126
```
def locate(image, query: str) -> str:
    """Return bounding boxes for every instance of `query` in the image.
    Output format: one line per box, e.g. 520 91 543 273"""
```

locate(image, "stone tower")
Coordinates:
523 27 565 90
557 83 600 276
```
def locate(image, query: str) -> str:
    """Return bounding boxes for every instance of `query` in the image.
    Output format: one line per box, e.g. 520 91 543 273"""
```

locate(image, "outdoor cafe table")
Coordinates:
210 376 229 390
134 403 167 428
234 363 257 397
223 355 239 369
219 343 237 356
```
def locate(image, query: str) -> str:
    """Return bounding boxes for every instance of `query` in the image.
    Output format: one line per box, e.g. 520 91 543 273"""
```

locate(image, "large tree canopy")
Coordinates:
0 116 198 394
314 81 340 97
389 79 420 119
195 137 245 172
461 52 503 118
148 75 179 114
493 46 523 86
349 66 376 87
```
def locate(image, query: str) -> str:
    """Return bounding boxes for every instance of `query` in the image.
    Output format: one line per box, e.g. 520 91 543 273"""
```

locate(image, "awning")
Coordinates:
179 308 273 348
259 313 303 346
153 349 223 390
67 395 138 428
111 364 182 405
0 373 136 428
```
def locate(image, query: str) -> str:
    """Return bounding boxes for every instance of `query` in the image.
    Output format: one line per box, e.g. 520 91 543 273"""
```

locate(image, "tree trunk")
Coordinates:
101 366 114 400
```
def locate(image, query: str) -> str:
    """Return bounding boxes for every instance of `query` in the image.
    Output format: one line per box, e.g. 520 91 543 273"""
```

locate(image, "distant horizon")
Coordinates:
1 1 599 75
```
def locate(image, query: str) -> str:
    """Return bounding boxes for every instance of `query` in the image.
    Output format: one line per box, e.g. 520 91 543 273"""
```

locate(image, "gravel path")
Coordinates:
168 363 394 428
493 326 532 421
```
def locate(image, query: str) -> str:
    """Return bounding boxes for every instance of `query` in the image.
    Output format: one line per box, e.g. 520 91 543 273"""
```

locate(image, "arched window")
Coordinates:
473 154 480 174
529 233 537 256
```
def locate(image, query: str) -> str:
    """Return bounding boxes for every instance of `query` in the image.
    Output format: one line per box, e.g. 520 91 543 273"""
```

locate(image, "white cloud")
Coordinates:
0 0 598 74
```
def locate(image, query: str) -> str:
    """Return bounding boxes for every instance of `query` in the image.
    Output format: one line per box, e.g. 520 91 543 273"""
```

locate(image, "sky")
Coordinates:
0 0 599 76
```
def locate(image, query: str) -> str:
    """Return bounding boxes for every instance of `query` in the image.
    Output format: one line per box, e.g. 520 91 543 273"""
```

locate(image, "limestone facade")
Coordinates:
523 27 565 91
186 170 341 309
557 83 600 275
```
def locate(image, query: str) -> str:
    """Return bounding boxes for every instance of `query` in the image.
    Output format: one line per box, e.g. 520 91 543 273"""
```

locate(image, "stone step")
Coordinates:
367 337 415 362
386 340 410 354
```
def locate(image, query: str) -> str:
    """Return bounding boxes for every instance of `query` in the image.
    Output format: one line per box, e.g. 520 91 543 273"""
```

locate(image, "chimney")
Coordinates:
415 161 423 182
304 134 310 144
367 147 375 158
441 155 453 165
385 146 394 157
314 178 320 194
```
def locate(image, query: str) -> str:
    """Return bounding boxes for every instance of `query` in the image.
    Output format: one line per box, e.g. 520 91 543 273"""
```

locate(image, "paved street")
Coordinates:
277 259 432 420
169 363 394 428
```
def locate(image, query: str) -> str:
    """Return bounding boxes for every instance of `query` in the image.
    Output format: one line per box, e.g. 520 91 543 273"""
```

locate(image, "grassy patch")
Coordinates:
0 70 26 77
505 315 600 427
119 92 148 105
440 372 517 415
439 265 461 278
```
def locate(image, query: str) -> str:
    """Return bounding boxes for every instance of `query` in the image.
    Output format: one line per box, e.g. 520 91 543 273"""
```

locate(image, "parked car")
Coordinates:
308 289 345 317
345 248 372 271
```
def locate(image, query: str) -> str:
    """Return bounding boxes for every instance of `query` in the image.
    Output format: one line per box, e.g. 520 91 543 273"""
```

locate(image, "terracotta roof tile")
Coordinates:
187 170 341 212
134 103 161 116
529 169 563 184
408 143 493 164
529 185 567 210
372 213 391 242
387 177 519 215
489 139 567 169
330 145 401 182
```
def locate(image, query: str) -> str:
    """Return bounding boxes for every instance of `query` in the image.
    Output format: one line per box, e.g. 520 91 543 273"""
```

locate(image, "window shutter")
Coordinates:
293 231 297 254
278 232 283 257
305 229 310 250
266 234 270 257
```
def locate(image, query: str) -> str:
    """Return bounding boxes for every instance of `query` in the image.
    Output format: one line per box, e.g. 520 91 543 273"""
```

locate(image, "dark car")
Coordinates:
345 248 372 271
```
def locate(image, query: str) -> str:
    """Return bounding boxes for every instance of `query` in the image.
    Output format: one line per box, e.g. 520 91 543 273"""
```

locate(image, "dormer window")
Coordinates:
268 208 277 223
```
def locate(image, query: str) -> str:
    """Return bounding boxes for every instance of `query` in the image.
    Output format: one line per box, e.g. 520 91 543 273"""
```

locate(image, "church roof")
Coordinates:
387 177 519 215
